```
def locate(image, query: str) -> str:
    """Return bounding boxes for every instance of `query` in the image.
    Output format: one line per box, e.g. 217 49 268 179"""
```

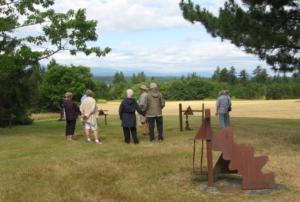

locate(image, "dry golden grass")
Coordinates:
98 99 300 119
31 112 60 120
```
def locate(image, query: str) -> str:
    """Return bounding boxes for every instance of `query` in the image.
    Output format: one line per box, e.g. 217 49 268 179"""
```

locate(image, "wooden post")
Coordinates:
179 103 183 131
104 114 107 125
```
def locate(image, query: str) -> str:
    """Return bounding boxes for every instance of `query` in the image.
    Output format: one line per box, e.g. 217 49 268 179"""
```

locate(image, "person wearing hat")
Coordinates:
119 89 144 144
138 84 149 135
63 92 80 141
144 82 165 142
80 89 102 144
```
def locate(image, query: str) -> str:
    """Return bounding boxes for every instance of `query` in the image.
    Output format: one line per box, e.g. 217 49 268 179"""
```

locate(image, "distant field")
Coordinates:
98 99 300 119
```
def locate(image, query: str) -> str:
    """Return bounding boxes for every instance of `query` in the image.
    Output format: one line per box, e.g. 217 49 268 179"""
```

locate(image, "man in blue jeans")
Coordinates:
216 90 231 128
145 83 165 142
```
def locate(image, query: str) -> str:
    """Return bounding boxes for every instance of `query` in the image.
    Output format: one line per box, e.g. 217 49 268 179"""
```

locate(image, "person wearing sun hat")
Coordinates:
138 84 149 135
145 82 165 142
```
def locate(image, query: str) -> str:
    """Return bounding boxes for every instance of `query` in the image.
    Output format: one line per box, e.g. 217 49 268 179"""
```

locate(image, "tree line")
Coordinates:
35 62 300 113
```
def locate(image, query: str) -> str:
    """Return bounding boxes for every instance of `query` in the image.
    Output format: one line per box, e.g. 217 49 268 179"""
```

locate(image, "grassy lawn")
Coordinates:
0 115 300 202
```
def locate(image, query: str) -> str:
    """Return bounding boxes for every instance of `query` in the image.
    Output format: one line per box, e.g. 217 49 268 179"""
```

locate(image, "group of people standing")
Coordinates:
63 82 165 145
119 82 165 144
63 89 102 144
63 84 231 145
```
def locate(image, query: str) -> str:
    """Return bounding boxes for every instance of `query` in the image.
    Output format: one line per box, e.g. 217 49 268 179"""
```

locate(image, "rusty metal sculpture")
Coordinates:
179 103 204 131
193 109 275 190
184 106 193 130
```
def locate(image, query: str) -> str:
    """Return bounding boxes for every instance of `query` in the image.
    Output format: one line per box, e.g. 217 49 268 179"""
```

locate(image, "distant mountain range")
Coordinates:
93 75 180 84
90 67 212 77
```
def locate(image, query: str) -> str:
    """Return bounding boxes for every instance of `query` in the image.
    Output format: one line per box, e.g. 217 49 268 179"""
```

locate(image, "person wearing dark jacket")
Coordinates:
64 92 80 140
119 89 144 144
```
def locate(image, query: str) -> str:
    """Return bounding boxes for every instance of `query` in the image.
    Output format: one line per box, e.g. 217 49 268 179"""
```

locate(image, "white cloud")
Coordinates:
46 38 267 74
38 0 268 75
53 0 189 32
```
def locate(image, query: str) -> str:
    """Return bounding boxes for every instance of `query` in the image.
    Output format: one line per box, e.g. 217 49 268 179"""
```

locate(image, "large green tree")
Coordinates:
180 0 300 73
0 0 110 125
40 63 97 111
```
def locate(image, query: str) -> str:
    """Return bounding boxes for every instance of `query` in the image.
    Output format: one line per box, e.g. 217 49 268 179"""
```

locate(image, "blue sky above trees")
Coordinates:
31 0 268 76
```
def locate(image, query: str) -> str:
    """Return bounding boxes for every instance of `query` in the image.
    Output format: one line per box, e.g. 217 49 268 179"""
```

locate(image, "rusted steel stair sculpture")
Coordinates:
193 109 275 190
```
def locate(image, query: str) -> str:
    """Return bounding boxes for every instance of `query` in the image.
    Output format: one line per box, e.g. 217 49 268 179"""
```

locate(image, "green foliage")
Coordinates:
180 0 300 73
112 72 126 84
96 68 299 101
233 83 266 99
40 64 97 111
0 0 110 126
164 77 213 100
253 66 269 83
131 72 146 84
0 55 35 125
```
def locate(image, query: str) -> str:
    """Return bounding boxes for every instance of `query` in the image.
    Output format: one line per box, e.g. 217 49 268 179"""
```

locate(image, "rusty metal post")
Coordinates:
200 139 204 174
202 103 204 121
205 109 214 187
193 139 196 172
207 139 214 186
179 103 183 131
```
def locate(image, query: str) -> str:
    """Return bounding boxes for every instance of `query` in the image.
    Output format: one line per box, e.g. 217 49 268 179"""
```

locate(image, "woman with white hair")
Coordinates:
119 89 144 144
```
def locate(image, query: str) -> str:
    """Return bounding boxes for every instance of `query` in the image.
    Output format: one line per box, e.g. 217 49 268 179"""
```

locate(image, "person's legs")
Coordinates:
147 117 155 142
123 127 131 143
85 129 91 141
219 114 226 129
91 125 101 143
156 116 164 141
141 122 148 135
224 113 229 128
227 113 230 127
68 119 76 140
84 123 91 141
65 120 72 140
130 127 139 144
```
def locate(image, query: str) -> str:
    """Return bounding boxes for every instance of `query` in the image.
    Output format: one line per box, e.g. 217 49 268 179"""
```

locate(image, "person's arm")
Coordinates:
74 103 81 115
160 93 165 109
216 98 220 116
135 101 145 116
139 94 147 111
119 101 123 120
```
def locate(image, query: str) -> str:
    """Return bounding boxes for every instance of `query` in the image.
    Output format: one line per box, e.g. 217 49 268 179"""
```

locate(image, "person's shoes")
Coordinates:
158 139 163 143
87 138 91 142
95 139 102 144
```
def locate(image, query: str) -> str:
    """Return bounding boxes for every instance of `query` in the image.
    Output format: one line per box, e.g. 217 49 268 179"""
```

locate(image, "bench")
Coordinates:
98 109 108 125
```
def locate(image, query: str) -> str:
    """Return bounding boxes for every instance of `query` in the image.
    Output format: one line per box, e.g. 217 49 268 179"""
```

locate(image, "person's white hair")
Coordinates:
126 89 134 98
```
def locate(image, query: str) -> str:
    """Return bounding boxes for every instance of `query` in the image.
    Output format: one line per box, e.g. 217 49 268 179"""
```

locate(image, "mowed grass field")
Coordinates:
1 100 300 202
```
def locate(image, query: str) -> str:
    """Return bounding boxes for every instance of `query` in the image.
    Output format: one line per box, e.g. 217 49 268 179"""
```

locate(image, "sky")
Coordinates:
39 0 269 76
